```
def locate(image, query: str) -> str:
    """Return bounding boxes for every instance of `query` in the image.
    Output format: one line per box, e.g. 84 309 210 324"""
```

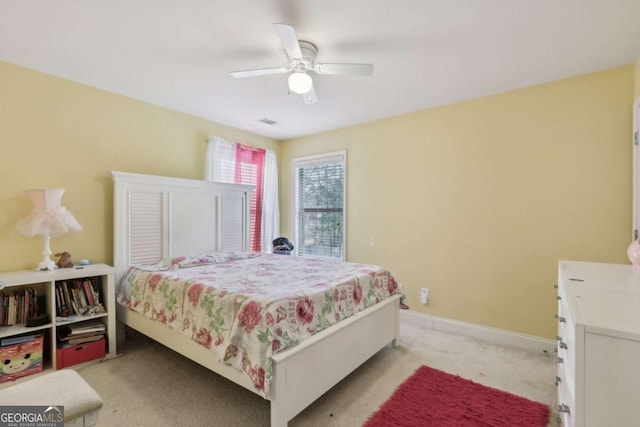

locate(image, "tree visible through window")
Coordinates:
294 152 345 259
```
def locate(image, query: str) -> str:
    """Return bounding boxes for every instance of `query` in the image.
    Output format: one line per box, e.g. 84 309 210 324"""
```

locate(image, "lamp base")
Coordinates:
36 234 57 271
37 259 56 271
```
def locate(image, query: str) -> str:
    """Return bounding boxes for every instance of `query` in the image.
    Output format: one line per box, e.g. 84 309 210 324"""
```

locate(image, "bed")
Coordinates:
112 171 402 427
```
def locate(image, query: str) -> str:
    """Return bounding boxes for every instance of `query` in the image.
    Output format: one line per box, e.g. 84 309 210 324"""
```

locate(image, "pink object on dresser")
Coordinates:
627 240 640 270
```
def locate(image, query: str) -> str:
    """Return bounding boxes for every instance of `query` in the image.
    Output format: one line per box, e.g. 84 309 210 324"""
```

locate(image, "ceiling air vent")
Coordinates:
258 118 277 126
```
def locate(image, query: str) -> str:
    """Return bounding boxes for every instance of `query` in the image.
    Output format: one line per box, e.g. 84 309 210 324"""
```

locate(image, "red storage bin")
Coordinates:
56 338 105 369
0 334 44 383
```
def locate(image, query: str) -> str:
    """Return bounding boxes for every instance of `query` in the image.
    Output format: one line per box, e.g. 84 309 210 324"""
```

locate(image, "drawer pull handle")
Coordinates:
557 316 565 322
558 357 563 363
557 296 562 300
554 284 558 289
559 342 568 350
555 376 561 386
559 404 571 414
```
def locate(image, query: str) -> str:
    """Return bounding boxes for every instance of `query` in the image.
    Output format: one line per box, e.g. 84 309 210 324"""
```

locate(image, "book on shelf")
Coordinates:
56 286 68 316
0 288 40 326
58 319 105 339
61 281 72 314
6 293 15 326
55 277 104 317
83 280 96 306
88 277 103 309
59 334 104 348
59 330 105 341
74 285 88 309
57 319 105 349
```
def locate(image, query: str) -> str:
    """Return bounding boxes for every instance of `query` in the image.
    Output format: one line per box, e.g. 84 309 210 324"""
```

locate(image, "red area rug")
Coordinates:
363 365 549 427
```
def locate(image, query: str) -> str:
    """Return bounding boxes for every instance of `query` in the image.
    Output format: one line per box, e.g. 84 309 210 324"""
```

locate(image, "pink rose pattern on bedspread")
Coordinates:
117 253 400 396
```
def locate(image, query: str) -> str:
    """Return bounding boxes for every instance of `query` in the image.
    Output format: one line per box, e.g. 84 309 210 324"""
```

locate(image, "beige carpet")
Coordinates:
76 313 557 426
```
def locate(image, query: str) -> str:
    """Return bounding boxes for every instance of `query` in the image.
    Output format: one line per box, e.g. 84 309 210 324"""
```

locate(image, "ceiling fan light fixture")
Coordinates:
288 72 313 94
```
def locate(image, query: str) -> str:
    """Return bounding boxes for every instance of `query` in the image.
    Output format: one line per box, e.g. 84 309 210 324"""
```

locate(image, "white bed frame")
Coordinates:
112 171 401 427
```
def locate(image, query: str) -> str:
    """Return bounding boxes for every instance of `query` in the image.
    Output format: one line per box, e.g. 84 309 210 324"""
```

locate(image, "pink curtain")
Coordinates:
235 144 265 252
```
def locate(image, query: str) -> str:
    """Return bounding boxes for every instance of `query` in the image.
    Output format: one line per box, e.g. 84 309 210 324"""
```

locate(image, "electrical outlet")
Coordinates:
421 288 429 305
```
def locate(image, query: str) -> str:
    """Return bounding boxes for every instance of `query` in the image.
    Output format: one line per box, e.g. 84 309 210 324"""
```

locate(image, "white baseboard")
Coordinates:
400 310 556 355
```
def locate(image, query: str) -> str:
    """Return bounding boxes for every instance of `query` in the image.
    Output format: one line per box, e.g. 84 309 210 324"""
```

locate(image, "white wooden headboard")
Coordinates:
112 171 253 282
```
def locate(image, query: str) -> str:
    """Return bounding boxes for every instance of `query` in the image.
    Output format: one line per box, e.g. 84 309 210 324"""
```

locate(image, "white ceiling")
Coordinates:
1 1 640 140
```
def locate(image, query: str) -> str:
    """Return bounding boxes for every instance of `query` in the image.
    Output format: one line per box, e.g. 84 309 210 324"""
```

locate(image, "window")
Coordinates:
294 151 346 259
205 137 279 253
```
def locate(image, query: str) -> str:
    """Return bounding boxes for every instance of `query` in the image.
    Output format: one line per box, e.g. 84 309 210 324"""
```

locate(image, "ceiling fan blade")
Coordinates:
303 86 318 104
313 63 374 76
273 23 303 60
230 67 289 78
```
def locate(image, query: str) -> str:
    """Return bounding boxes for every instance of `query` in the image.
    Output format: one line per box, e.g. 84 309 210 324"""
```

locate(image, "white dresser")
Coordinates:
556 261 640 427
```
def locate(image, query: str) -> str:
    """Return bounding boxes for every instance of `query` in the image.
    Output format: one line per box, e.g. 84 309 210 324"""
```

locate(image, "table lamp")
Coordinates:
15 188 82 270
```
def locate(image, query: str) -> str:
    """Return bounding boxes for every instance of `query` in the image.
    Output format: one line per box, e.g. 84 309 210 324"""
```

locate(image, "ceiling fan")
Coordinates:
230 23 374 104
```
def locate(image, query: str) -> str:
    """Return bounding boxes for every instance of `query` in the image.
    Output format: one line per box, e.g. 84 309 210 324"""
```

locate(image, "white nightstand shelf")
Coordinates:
0 264 116 383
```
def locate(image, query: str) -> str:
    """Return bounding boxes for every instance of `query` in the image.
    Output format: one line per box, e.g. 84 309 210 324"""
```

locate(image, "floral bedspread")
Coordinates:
117 252 401 396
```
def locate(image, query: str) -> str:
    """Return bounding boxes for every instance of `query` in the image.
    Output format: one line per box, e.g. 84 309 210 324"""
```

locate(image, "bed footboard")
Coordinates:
269 294 401 427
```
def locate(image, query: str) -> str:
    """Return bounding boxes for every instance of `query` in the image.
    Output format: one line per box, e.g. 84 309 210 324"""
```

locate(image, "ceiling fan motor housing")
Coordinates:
295 41 317 71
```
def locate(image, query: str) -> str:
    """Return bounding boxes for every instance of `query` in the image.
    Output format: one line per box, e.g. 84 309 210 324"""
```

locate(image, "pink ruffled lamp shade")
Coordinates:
15 188 82 270
627 240 640 271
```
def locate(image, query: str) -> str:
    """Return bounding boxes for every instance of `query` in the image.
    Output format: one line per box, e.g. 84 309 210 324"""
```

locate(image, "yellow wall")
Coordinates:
0 61 279 271
2 60 634 339
280 65 635 339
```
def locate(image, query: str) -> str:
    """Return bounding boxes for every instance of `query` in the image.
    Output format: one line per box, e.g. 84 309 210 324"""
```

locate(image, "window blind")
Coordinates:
293 152 345 259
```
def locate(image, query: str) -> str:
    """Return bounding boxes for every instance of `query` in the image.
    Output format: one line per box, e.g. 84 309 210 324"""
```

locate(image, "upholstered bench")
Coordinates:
0 369 103 426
